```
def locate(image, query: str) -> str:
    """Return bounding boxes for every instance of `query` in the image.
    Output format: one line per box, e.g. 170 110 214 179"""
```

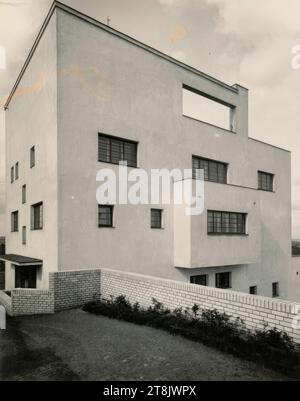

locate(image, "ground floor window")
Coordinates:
272 282 279 298
249 286 257 295
190 274 208 286
15 266 37 289
215 272 231 289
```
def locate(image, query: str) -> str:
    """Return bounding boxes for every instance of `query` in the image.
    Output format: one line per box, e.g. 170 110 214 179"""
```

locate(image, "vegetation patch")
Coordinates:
83 295 300 378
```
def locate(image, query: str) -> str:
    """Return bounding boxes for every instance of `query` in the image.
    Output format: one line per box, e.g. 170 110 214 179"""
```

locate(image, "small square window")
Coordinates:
272 282 279 298
30 146 35 168
31 202 43 230
151 209 163 229
215 272 231 289
98 205 113 227
249 286 257 295
190 275 208 286
258 171 274 192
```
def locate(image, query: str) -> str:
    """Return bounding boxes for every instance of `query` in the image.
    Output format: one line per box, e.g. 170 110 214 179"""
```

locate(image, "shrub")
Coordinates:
82 296 300 377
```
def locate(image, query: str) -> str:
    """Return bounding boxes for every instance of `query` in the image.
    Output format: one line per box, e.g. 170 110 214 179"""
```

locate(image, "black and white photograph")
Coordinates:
1 0 300 385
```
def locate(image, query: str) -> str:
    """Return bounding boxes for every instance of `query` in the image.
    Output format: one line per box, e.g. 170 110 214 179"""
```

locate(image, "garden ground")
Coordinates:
0 308 293 381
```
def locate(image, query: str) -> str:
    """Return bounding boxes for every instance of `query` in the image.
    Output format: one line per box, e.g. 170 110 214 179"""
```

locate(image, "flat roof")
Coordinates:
4 0 240 110
0 254 43 266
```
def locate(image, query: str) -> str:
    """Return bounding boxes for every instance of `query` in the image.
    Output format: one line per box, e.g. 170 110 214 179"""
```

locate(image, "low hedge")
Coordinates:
83 295 300 377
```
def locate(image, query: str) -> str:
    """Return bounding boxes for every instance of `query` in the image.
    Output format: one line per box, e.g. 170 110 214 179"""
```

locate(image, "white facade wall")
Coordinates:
3 4 292 300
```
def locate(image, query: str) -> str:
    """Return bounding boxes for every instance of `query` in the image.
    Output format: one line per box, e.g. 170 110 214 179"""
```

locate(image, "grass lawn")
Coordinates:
0 308 293 381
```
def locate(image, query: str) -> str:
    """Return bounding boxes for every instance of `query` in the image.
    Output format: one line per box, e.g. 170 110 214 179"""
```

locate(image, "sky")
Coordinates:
0 0 300 237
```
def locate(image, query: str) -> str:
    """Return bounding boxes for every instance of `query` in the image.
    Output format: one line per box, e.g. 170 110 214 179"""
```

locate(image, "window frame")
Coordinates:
190 274 208 286
208 210 247 235
272 282 279 298
151 208 163 229
11 210 19 232
11 166 14 183
98 205 114 228
22 185 26 204
249 286 257 295
30 146 35 168
215 272 231 289
22 226 27 245
192 155 228 184
15 162 19 180
31 202 43 230
98 133 138 168
258 171 274 192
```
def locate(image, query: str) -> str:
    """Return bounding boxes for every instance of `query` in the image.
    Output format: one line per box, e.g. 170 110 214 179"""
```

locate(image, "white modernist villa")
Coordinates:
0 1 293 301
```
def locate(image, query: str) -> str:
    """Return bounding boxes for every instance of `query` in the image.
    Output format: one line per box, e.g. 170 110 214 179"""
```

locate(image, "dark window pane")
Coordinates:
190 275 207 286
250 286 257 295
151 209 162 229
272 282 279 297
98 205 113 227
31 202 43 230
11 211 18 232
216 272 231 289
258 171 274 191
98 134 137 167
208 211 246 235
192 156 227 183
30 146 35 168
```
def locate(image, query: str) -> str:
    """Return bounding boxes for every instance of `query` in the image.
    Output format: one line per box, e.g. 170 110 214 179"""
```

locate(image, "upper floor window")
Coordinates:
15 162 19 180
258 171 274 192
151 209 163 229
22 185 26 204
272 282 279 298
190 274 208 286
98 205 114 227
216 272 231 289
208 210 246 235
98 133 137 168
31 202 43 230
22 226 26 245
30 146 35 168
11 211 19 232
192 156 227 183
11 166 14 183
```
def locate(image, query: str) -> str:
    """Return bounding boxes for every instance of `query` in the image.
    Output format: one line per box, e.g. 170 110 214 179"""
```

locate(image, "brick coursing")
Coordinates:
100 268 300 344
10 289 54 316
49 269 101 311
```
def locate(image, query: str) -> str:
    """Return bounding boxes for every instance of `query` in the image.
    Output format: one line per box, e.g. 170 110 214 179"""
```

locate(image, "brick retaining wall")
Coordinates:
100 268 300 344
49 269 101 311
10 289 54 316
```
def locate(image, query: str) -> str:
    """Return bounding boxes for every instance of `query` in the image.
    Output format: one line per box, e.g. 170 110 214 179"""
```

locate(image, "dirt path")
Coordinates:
0 308 293 381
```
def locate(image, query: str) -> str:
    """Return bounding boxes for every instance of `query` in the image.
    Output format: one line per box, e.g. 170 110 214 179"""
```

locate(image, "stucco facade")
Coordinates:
2 2 292 300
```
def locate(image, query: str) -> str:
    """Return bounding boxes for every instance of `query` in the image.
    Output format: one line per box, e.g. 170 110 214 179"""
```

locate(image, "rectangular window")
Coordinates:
22 185 26 204
208 211 246 235
182 85 235 131
151 209 163 229
11 166 14 183
258 171 274 192
22 226 26 245
192 156 227 183
15 162 19 180
30 146 35 168
98 205 113 227
190 274 208 286
98 134 137 168
15 266 36 289
272 282 279 298
11 211 18 232
31 202 43 230
249 286 257 295
215 272 231 289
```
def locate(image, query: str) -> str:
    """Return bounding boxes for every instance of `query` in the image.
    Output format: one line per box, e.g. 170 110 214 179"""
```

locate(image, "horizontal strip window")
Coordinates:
208 210 246 235
192 156 227 184
98 205 114 227
190 274 208 286
98 133 137 168
258 171 274 192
